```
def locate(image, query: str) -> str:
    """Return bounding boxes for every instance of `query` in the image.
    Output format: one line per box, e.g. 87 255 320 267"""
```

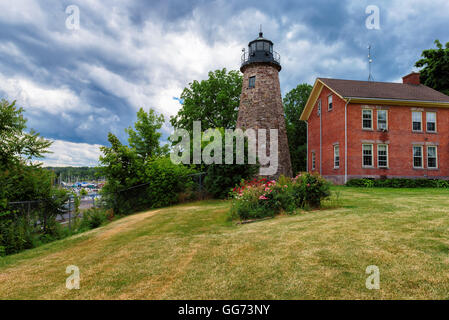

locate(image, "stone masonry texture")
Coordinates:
237 63 293 178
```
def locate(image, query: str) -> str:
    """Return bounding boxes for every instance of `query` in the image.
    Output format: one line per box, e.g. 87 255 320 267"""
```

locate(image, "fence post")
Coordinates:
199 174 203 199
68 197 72 232
27 201 31 222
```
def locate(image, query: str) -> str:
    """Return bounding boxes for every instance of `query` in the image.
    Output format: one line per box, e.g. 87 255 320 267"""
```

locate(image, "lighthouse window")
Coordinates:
250 43 256 53
263 42 269 51
249 76 256 88
257 41 263 50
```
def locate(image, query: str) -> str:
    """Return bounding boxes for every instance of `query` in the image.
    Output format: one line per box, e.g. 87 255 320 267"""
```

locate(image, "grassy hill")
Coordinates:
1 187 449 299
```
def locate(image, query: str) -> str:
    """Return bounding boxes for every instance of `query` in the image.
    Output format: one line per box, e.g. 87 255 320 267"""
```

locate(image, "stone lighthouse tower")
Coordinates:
237 31 292 178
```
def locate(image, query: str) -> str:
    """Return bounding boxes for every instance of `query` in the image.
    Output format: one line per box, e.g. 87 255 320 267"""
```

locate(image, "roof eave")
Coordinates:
344 97 449 107
300 79 347 121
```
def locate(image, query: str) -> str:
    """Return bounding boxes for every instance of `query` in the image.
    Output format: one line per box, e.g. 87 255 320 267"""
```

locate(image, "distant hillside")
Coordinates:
44 166 101 181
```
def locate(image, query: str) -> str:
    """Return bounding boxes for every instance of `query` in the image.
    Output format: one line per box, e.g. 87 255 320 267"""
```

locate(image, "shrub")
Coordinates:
346 178 449 188
203 128 259 199
102 157 197 215
79 208 108 230
230 173 331 220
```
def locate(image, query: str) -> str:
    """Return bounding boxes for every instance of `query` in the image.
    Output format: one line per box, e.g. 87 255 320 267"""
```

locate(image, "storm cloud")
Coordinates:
0 0 448 166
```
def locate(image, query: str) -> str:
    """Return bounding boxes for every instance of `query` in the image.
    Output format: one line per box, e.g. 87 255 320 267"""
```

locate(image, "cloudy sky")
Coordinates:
1 0 448 166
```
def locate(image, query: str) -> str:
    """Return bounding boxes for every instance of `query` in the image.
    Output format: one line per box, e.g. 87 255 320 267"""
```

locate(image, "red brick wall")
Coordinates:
347 104 449 180
307 90 449 183
307 87 346 183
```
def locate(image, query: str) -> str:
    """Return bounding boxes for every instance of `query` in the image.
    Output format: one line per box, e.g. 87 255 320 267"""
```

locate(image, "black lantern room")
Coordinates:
241 31 281 72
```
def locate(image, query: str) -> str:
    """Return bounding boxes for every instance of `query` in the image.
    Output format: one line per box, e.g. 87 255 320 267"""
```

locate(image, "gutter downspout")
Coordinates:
306 121 308 173
344 98 351 184
319 105 322 175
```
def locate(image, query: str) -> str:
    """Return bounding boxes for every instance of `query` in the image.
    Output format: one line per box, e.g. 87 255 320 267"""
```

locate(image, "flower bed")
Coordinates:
230 173 331 220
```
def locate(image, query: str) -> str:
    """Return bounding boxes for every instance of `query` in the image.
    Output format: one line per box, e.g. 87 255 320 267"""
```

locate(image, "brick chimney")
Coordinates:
402 72 421 85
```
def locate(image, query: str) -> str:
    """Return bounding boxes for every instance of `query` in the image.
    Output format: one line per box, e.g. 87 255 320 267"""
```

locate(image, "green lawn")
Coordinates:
1 187 449 299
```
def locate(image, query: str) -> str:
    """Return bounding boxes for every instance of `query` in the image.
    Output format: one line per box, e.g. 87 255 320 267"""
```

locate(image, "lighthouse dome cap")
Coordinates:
248 32 274 45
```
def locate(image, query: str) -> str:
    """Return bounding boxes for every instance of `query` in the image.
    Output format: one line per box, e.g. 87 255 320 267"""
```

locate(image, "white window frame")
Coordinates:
377 110 388 131
362 109 373 130
311 152 316 171
413 145 423 168
362 144 373 167
412 111 422 132
377 144 388 168
317 100 322 116
426 112 437 133
328 95 333 111
334 145 340 168
427 146 438 169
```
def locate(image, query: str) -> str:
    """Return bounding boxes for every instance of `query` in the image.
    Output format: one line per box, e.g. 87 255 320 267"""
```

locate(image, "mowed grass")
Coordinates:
1 187 449 299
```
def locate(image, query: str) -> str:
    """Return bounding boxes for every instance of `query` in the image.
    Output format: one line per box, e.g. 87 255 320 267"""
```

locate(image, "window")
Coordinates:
413 146 423 168
334 145 340 168
263 42 270 51
362 109 373 129
378 145 388 168
362 144 373 167
377 110 388 130
426 112 436 132
311 152 316 170
412 111 422 131
427 146 438 168
317 100 322 116
328 95 333 110
250 43 256 53
248 76 255 88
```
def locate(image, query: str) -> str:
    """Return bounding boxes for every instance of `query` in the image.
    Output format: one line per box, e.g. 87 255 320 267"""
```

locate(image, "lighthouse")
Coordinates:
236 31 293 178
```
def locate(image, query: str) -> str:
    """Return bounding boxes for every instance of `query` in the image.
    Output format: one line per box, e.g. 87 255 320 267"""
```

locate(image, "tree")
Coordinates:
99 109 195 214
169 69 260 197
283 83 313 175
0 99 52 166
99 133 143 191
415 40 449 96
170 68 242 131
126 108 168 161
0 99 68 255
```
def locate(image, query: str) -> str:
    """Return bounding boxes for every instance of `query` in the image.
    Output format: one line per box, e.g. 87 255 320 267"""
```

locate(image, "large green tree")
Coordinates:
99 108 195 214
169 69 259 197
170 68 242 131
1 99 68 255
415 40 449 95
283 83 313 175
0 99 52 166
126 108 169 161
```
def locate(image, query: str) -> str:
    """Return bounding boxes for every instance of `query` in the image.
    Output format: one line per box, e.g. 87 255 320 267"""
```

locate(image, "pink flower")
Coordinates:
265 187 270 191
259 195 268 200
283 185 288 188
307 183 310 187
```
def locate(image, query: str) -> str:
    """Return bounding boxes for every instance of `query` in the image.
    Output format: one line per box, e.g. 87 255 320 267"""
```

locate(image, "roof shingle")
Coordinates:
319 78 449 103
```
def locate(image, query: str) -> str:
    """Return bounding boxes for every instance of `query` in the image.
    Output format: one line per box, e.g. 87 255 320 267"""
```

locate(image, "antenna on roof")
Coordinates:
368 44 374 81
259 24 263 37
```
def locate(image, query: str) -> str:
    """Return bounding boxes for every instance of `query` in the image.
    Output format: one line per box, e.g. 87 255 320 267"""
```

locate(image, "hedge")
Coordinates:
346 178 449 188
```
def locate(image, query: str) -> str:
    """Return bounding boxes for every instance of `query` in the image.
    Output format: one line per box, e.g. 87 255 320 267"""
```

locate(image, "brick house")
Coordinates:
299 72 449 184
